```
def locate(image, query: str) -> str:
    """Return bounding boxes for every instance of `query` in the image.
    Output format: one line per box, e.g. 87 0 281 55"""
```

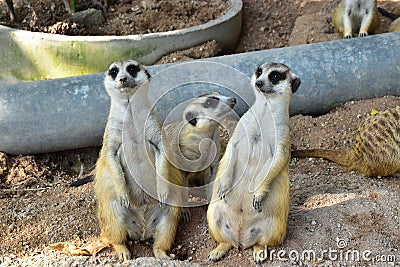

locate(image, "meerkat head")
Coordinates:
104 59 151 100
183 92 236 128
251 62 300 96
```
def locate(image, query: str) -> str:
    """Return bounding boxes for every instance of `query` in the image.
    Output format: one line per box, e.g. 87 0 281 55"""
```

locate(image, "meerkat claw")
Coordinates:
180 208 191 223
158 192 168 207
253 194 263 212
217 185 227 200
118 194 131 208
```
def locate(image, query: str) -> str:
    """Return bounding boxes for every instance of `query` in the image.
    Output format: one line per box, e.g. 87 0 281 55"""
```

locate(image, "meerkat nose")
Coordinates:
255 81 264 88
119 77 128 84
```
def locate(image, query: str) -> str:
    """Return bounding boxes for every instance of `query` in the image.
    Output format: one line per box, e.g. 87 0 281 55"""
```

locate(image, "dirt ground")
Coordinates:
1 0 400 266
0 0 230 35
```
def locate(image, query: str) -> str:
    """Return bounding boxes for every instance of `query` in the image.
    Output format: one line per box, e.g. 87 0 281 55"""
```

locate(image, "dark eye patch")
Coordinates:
126 64 140 78
203 96 219 108
268 71 285 85
144 69 151 79
108 67 119 80
185 111 198 126
255 67 263 78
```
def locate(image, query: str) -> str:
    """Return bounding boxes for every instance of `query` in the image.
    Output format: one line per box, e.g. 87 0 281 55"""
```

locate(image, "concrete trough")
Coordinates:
0 0 242 83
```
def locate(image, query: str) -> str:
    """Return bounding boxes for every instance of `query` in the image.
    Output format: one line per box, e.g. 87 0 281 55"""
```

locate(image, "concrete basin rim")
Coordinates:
0 0 242 42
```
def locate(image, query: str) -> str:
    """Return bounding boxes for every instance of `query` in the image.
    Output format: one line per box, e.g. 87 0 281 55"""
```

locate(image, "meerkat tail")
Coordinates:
291 149 353 168
377 7 399 20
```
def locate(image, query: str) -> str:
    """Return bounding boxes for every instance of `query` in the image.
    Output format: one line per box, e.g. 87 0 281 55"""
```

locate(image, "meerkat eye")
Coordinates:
255 67 263 78
126 64 140 77
204 96 219 108
268 71 284 84
109 67 119 80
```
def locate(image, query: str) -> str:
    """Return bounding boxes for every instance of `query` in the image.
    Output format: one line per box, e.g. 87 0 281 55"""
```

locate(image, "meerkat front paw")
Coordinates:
217 184 228 200
358 32 368 37
344 34 352 39
253 192 266 212
118 193 131 208
157 189 169 207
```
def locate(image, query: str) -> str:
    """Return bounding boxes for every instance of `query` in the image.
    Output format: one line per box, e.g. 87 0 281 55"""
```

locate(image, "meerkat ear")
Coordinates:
185 111 198 126
291 77 301 93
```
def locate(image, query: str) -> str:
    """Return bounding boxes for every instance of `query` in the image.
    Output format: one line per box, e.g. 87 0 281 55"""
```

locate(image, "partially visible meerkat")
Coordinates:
389 18 400 32
378 7 400 32
332 0 380 38
292 106 400 177
207 62 301 263
94 59 184 261
163 92 237 189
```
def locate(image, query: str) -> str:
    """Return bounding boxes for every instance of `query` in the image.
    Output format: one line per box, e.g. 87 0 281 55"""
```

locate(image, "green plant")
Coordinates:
62 0 76 13
69 0 76 13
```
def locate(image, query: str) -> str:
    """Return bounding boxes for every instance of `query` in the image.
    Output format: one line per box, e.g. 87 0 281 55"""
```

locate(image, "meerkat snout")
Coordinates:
119 76 128 84
255 81 264 89
227 97 236 107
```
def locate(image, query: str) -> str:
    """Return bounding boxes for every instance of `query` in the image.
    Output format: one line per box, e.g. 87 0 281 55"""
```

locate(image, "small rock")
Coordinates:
141 0 157 9
70 8 105 31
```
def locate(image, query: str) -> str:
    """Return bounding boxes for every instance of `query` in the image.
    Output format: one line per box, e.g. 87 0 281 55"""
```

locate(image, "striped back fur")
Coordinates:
292 106 400 177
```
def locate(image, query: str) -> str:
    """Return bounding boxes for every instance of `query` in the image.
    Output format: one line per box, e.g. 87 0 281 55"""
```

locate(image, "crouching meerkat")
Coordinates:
94 59 184 261
207 62 301 263
378 7 400 32
292 106 400 177
332 0 380 38
163 92 237 189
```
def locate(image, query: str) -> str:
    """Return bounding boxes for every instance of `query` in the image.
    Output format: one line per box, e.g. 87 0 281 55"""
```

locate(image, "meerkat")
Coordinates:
378 7 400 32
207 62 301 263
163 92 237 189
292 106 400 177
94 59 184 261
332 0 380 38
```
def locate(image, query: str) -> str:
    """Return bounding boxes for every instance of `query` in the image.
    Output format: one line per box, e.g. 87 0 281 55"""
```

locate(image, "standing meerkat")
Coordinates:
292 106 400 177
163 92 237 189
207 62 301 263
332 0 380 38
95 59 184 261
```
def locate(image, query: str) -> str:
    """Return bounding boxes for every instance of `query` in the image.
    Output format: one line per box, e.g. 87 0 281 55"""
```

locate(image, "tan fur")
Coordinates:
207 62 301 263
389 18 400 32
332 0 380 38
292 106 400 177
163 93 236 188
94 60 184 261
